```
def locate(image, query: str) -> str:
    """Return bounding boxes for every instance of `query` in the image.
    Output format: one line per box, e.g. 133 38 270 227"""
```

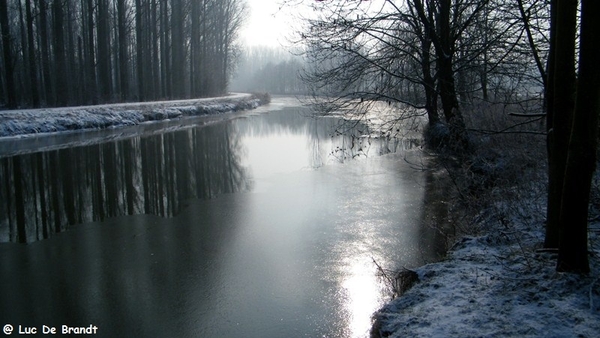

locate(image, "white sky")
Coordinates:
241 0 297 47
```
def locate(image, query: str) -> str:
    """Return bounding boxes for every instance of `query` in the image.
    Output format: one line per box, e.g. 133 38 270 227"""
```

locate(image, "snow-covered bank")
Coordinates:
0 93 268 138
372 177 600 337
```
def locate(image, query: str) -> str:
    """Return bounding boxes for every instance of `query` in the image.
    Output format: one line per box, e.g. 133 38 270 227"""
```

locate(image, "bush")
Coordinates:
251 92 271 105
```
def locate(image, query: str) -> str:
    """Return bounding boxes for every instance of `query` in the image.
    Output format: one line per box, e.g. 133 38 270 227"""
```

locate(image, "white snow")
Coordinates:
372 192 600 337
0 93 261 138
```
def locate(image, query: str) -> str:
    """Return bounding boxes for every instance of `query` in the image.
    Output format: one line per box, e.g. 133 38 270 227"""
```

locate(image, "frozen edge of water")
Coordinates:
0 93 264 138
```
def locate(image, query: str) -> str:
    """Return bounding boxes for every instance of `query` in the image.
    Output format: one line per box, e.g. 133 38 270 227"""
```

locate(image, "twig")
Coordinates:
372 258 396 296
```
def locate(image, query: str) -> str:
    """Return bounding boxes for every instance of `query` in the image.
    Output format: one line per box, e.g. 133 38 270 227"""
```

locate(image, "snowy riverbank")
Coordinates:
0 93 268 138
372 170 600 337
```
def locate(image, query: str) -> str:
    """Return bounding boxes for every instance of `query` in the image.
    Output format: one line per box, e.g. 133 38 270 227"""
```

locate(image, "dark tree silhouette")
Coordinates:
0 0 248 108
554 0 600 273
0 0 16 108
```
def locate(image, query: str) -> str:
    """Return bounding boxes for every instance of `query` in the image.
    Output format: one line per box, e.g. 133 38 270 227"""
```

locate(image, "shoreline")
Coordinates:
371 154 600 337
0 93 270 138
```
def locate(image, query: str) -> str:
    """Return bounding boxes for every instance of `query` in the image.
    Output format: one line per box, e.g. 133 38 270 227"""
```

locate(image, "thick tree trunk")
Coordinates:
435 0 469 151
556 0 599 274
39 0 53 106
545 0 577 249
412 0 468 151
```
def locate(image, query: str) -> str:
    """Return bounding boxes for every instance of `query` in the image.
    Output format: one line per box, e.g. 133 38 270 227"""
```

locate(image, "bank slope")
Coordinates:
372 195 600 338
0 93 268 138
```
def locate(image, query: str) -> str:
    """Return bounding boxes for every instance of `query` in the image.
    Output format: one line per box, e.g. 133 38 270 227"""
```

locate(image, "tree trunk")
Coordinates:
0 0 17 108
135 0 145 101
556 0 599 274
26 0 40 107
545 0 577 249
66 0 76 104
412 0 469 151
97 0 111 102
117 0 128 101
434 0 469 151
160 0 171 98
53 0 68 106
171 0 185 98
150 0 159 99
84 0 97 104
18 0 28 105
190 0 199 96
39 0 53 106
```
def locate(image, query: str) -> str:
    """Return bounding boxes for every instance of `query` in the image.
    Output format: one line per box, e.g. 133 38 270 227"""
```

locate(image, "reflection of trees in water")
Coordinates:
0 123 248 243
0 109 423 243
238 108 418 166
417 167 453 264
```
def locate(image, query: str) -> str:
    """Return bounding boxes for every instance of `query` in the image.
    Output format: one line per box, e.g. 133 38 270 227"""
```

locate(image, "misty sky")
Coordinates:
242 0 296 47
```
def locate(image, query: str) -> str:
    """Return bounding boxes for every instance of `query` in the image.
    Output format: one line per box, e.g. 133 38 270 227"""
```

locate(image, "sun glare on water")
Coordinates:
342 257 383 338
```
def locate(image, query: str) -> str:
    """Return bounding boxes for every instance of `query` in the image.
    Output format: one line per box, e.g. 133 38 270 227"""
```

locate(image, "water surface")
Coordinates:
0 98 444 337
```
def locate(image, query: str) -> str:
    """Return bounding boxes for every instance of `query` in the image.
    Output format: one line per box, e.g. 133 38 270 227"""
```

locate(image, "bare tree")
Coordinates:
554 0 599 274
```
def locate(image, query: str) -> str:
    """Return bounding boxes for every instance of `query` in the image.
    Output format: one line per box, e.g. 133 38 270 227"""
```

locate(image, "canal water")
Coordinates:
0 97 445 337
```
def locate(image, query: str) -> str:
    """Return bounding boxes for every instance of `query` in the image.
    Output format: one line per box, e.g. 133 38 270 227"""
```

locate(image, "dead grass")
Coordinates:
423 101 549 242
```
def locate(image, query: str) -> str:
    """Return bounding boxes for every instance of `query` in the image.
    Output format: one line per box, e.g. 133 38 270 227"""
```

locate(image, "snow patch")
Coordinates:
0 94 263 138
372 200 600 338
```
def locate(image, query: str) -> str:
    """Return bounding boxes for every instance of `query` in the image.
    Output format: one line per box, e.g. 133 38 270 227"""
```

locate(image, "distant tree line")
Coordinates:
0 0 247 109
230 45 307 95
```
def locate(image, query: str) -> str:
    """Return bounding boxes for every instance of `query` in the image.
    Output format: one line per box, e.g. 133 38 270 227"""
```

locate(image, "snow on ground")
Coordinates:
0 93 263 138
372 192 600 337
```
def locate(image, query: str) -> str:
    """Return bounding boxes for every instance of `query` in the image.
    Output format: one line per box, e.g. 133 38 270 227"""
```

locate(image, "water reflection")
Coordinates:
0 122 249 243
0 103 444 337
0 108 398 244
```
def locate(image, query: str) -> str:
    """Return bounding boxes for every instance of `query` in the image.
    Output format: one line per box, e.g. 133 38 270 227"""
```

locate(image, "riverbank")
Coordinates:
372 140 600 337
0 93 270 138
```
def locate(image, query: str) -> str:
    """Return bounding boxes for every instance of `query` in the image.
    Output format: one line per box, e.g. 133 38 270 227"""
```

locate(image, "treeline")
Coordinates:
230 46 307 95
297 0 551 148
0 0 247 109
